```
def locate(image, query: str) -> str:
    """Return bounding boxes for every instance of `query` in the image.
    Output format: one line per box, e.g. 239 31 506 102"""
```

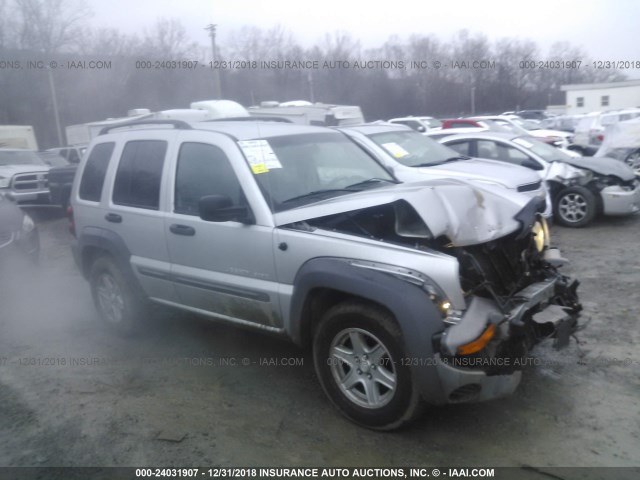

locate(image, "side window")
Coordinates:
446 141 471 156
476 140 500 160
174 142 244 216
79 142 115 202
113 140 167 210
495 143 532 165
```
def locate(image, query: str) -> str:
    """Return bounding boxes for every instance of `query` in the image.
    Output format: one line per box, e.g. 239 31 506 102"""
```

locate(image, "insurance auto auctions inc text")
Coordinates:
256 468 495 478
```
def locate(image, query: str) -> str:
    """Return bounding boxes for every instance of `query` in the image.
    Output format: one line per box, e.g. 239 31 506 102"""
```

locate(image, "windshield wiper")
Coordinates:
281 189 352 205
344 177 399 190
413 156 471 167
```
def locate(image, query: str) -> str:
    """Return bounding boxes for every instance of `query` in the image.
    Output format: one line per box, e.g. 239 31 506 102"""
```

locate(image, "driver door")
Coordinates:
164 132 282 328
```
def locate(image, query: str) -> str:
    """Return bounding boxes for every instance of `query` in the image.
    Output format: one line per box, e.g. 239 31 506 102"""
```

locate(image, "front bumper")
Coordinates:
601 184 640 216
431 275 580 404
1 188 52 205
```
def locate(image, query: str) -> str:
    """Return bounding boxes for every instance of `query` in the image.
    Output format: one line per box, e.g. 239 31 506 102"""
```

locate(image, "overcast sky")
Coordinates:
89 0 638 62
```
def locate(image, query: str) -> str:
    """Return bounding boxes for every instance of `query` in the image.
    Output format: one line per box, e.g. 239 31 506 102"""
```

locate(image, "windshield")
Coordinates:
0 150 44 166
419 117 443 128
367 130 463 167
520 119 542 131
245 132 395 212
512 136 573 162
481 119 514 133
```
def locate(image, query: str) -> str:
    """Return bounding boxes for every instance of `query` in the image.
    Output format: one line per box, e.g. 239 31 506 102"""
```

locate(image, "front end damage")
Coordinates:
432 215 581 403
547 159 640 217
280 181 582 404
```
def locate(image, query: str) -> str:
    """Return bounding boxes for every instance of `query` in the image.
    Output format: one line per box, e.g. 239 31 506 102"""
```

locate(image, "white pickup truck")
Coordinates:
0 149 51 205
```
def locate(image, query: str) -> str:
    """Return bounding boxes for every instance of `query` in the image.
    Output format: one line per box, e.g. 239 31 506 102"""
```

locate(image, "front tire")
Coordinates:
553 186 597 228
89 256 146 336
312 301 421 430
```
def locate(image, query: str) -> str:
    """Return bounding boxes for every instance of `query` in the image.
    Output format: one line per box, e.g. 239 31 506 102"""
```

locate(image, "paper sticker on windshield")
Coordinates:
381 142 409 158
512 138 534 149
238 139 283 174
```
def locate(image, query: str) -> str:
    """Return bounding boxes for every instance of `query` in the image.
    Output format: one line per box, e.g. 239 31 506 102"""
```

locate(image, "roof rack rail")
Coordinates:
206 116 294 123
99 119 193 135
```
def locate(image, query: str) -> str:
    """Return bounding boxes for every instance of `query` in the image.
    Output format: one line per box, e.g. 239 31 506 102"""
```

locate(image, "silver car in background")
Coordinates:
439 131 640 227
338 123 552 218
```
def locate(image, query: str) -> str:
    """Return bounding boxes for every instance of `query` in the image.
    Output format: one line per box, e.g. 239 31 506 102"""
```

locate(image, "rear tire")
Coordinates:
89 256 147 336
312 301 421 430
553 186 597 228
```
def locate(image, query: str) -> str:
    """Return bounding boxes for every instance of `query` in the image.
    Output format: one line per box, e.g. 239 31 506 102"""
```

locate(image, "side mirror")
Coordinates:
416 125 427 133
521 159 544 171
198 194 254 224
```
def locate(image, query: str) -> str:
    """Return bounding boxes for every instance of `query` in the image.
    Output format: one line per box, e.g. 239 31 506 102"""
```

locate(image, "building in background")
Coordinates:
560 80 640 114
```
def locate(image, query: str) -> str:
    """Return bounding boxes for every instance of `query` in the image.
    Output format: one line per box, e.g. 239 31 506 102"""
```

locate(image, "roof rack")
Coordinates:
206 116 294 123
99 119 193 135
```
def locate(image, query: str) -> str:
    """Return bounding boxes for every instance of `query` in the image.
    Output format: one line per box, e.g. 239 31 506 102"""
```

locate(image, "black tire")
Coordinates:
553 186 597 228
89 256 147 336
312 301 421 430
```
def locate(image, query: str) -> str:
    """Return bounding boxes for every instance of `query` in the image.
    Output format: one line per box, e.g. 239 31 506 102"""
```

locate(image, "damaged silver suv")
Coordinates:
70 120 581 430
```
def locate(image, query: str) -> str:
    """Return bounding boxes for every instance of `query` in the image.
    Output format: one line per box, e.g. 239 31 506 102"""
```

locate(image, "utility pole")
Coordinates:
470 86 476 115
308 71 315 103
47 67 64 146
205 24 222 99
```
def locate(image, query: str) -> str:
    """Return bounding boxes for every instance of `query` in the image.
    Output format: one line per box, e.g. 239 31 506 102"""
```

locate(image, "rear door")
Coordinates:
164 131 282 329
100 131 178 302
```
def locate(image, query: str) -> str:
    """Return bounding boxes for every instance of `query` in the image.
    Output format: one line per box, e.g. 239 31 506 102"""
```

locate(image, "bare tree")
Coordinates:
0 0 8 49
13 0 92 53
141 17 198 58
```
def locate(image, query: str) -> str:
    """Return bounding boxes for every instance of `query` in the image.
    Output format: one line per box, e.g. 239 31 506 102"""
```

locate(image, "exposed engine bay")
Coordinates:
288 198 582 372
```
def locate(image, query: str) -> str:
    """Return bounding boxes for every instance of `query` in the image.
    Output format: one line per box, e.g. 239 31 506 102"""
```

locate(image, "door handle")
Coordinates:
170 224 196 236
105 213 122 223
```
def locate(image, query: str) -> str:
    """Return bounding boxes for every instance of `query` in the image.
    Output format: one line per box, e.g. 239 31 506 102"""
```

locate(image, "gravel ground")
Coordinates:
0 209 639 477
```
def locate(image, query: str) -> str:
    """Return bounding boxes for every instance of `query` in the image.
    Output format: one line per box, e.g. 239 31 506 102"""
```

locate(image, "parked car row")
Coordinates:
571 109 640 155
595 117 640 176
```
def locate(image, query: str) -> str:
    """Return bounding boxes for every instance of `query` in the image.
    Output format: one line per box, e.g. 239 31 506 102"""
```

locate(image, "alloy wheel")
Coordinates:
96 272 125 324
329 328 397 409
558 193 588 223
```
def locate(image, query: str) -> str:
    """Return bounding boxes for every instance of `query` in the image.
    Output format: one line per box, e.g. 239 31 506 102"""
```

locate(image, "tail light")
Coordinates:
596 134 604 142
67 205 76 237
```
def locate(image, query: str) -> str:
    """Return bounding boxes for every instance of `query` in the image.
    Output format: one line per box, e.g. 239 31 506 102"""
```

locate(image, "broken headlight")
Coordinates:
531 216 550 253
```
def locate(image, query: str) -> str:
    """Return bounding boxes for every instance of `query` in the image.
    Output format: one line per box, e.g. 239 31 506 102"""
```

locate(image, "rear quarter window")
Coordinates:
112 140 167 210
78 142 115 202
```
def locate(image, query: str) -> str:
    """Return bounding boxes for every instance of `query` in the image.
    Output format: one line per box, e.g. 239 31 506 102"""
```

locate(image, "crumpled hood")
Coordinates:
415 158 540 189
558 156 635 181
0 164 50 177
274 179 531 246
